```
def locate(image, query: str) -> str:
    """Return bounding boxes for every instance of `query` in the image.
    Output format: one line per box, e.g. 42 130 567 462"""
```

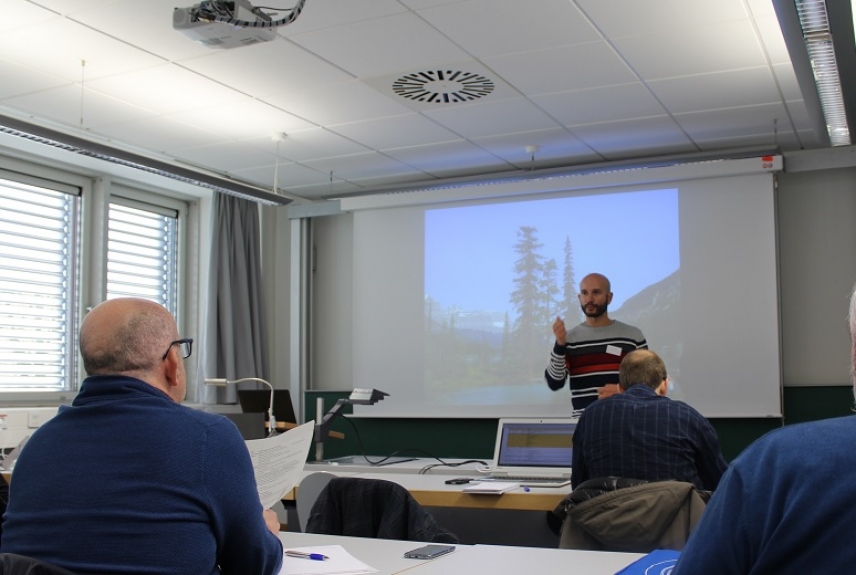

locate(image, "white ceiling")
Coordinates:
0 0 819 202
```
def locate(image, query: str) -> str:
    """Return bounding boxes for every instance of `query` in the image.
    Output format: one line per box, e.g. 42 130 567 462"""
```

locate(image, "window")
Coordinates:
0 176 80 392
0 166 192 397
107 198 179 317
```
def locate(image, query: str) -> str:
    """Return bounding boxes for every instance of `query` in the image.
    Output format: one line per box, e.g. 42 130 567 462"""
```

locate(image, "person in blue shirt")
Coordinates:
571 349 727 491
673 283 856 574
1 297 283 575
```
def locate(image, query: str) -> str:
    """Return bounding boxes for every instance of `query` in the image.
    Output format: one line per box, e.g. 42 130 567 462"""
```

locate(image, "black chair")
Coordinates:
0 554 77 575
305 477 458 543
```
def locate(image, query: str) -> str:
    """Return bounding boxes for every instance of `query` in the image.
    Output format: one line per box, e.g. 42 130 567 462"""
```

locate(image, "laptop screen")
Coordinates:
495 418 575 469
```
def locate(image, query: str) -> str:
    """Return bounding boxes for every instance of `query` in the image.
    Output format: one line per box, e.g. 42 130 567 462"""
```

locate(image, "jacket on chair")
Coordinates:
305 477 459 543
555 477 708 553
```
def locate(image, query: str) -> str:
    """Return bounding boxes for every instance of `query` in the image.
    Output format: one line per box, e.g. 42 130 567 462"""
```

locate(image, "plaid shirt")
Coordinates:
572 384 727 491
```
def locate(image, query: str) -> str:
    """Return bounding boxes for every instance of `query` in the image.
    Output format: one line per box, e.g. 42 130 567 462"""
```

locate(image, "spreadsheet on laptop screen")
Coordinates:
496 421 574 468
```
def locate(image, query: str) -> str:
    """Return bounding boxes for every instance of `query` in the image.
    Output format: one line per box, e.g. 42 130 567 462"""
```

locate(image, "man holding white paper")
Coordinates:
1 298 283 575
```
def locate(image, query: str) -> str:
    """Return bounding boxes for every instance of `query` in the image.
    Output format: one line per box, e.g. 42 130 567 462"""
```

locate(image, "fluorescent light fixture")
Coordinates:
796 0 850 145
775 0 855 147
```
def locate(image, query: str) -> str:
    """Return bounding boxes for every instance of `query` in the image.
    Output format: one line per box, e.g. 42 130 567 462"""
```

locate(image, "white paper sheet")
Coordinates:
277 545 378 575
246 420 315 509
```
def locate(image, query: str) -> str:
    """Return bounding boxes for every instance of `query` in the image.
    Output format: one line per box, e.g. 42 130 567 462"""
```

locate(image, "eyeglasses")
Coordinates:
162 338 194 361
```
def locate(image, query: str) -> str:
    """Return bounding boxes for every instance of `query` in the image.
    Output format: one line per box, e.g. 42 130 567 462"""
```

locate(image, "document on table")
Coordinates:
277 545 378 575
462 481 519 494
245 420 315 509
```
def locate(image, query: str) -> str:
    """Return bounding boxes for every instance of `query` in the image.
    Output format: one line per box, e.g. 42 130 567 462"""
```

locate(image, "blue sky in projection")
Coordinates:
425 188 680 317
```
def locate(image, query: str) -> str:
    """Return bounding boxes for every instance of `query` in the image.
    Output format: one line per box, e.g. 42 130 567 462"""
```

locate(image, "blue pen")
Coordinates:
286 550 329 561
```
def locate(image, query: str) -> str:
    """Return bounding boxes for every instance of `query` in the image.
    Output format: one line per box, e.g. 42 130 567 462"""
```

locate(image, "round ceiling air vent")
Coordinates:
391 70 495 104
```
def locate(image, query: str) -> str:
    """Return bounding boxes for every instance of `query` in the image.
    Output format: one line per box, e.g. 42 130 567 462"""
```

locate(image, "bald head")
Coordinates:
581 273 611 293
619 349 667 392
80 298 178 379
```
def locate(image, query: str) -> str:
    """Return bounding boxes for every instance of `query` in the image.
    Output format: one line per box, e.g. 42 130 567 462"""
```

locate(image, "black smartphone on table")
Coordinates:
403 544 456 559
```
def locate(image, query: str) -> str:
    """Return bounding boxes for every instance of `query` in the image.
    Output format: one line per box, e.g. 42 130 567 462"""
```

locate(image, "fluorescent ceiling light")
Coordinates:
774 0 855 147
796 0 850 145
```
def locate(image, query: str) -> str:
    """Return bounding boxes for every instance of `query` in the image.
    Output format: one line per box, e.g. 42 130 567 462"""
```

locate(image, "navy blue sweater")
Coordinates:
0 376 282 575
675 415 856 574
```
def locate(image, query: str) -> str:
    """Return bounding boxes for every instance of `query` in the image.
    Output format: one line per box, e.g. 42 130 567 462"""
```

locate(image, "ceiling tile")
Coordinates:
382 139 509 175
4 0 60 33
3 85 154 129
773 63 802 102
302 151 427 181
0 60 69 100
290 12 472 78
0 17 163 82
418 0 599 58
258 128 370 162
485 42 638 94
615 21 768 80
66 0 215 61
167 99 315 140
281 0 409 35
649 68 781 114
232 161 333 189
674 103 794 143
576 0 749 38
91 115 224 156
571 116 694 156
179 39 354 98
330 114 459 150
424 98 560 138
472 127 601 166
532 83 665 125
754 15 792 66
266 81 413 126
85 64 246 114
172 141 278 173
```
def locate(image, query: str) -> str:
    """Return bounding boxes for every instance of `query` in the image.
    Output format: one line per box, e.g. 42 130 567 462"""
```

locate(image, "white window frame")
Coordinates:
0 155 203 406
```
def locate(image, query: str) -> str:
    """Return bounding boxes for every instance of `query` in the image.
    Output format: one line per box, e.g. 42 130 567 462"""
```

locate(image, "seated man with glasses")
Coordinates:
1 298 283 575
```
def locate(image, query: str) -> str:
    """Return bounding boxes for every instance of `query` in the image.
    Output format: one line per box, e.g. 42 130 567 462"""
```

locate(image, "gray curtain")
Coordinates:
208 193 268 404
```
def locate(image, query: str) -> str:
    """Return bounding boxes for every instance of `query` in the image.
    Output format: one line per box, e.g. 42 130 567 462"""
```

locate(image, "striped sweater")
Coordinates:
545 320 647 410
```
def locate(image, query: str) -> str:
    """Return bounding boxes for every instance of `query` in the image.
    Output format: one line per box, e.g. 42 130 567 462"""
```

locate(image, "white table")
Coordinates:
409 544 644 575
277 532 644 575
277 531 443 575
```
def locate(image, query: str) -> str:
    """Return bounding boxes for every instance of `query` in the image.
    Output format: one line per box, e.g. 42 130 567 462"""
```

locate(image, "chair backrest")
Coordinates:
0 553 78 575
296 472 335 532
304 476 458 543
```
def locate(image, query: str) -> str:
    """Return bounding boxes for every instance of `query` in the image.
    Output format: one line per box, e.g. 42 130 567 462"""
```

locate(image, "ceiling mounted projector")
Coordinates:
173 0 306 49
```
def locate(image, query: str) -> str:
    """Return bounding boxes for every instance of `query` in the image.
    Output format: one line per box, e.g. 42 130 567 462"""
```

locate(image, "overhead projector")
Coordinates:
173 0 277 49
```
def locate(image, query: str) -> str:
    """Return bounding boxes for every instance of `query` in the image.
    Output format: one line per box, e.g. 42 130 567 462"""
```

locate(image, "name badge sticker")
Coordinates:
606 344 622 356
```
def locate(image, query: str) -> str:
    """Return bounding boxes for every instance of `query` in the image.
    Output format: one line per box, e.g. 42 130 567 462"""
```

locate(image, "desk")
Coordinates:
302 459 572 512
277 532 644 575
278 532 431 574
341 471 568 512
415 544 643 575
290 464 571 548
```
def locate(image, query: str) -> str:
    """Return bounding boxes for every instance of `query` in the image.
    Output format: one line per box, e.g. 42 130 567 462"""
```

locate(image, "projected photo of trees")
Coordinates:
424 188 680 406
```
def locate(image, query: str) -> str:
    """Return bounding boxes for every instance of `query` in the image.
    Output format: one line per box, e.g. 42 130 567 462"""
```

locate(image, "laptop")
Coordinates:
237 389 297 424
485 418 576 485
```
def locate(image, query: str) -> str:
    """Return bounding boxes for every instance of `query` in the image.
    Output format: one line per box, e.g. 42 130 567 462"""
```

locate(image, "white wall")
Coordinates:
0 407 58 449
